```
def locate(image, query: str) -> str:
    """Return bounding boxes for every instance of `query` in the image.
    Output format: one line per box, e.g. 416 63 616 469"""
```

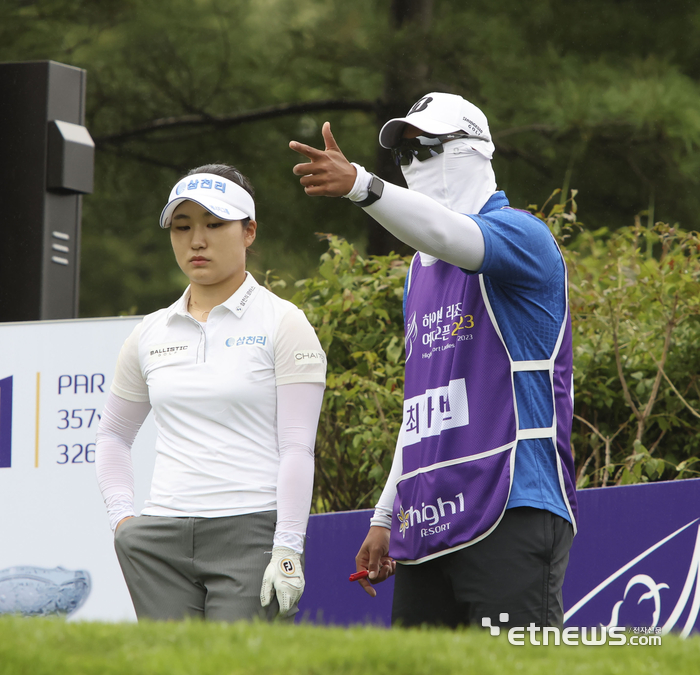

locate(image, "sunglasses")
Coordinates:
391 133 473 166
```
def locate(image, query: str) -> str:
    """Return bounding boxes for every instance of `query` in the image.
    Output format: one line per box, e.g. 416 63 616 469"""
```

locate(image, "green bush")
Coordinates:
288 235 408 512
558 210 700 488
284 199 700 512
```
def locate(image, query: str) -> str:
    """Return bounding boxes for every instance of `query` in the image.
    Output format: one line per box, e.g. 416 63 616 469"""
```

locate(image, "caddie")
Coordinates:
289 92 578 629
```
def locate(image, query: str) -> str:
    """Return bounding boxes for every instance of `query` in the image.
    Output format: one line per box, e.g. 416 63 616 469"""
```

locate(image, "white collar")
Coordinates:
166 272 260 324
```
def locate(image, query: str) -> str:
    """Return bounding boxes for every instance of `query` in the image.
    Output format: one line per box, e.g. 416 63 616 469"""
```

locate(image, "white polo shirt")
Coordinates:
111 273 326 518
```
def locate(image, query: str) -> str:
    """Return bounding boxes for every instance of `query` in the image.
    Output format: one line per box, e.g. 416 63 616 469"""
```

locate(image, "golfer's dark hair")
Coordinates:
186 163 255 228
187 163 255 197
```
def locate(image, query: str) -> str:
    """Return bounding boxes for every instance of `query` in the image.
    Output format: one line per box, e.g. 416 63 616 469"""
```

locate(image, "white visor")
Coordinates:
159 173 255 228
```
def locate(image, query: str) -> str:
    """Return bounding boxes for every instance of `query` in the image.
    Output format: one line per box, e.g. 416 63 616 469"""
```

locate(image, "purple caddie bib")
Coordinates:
390 252 572 563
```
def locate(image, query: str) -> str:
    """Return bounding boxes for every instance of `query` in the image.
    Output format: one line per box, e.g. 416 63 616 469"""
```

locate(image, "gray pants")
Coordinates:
114 511 291 622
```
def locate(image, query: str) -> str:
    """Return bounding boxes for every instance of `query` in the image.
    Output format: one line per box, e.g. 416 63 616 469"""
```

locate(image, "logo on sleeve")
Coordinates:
294 351 325 366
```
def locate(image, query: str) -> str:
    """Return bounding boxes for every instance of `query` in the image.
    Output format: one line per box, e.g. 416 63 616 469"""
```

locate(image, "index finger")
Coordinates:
289 140 326 161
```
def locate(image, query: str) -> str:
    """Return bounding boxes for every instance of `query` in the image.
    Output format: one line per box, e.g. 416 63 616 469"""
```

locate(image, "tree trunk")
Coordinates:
367 0 435 256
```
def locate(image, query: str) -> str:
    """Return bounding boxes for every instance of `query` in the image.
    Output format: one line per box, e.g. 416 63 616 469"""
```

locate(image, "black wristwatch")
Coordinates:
353 174 384 207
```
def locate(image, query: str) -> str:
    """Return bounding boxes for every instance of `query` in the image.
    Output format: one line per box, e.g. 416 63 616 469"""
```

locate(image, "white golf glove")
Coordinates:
260 546 305 616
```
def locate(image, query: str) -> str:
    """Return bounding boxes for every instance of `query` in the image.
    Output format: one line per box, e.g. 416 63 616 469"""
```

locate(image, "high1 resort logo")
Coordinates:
398 491 465 539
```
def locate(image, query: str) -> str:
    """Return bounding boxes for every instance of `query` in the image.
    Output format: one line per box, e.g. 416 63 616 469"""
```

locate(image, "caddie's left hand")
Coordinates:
290 121 357 197
260 546 305 616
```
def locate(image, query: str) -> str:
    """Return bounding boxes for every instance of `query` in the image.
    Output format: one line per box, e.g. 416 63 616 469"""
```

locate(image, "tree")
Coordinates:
291 205 700 512
5 0 700 507
3 0 700 317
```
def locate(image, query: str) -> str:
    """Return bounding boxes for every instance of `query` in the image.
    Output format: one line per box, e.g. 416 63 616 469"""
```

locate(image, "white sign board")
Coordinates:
0 316 156 621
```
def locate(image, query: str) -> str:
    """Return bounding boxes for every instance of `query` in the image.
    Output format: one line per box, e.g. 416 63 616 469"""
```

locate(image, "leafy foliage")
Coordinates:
6 1 700 315
563 221 700 488
288 236 408 512
5 0 700 507
293 201 700 512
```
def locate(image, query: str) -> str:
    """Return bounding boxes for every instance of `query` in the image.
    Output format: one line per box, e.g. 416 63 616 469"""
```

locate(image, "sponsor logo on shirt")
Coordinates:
397 491 465 539
234 285 256 313
225 335 267 347
294 351 326 365
148 342 190 360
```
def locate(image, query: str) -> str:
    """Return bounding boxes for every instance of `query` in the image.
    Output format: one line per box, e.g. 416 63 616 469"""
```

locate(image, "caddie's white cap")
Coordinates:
159 173 256 228
379 92 492 149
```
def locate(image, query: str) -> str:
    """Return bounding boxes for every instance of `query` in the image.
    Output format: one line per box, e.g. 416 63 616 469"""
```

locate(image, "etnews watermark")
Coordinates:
482 614 663 646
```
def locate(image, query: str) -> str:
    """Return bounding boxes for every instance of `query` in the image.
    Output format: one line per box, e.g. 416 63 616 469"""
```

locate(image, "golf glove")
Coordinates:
260 546 304 615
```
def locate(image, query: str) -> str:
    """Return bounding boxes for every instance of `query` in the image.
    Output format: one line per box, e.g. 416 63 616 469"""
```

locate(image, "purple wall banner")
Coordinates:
563 478 700 637
299 510 394 626
301 478 700 636
0 376 12 469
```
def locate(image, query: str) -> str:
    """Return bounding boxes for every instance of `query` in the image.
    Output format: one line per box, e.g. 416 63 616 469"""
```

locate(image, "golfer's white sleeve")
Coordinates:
274 382 325 553
345 163 485 271
95 392 151 531
370 426 406 530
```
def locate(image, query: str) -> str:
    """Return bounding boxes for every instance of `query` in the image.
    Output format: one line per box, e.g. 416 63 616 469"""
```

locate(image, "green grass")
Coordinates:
0 616 698 675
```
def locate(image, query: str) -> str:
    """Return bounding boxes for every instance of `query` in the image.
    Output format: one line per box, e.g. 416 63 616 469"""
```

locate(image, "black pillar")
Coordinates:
0 60 94 321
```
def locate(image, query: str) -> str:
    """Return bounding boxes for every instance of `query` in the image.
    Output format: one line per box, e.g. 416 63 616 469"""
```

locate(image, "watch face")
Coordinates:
354 175 384 206
368 176 384 201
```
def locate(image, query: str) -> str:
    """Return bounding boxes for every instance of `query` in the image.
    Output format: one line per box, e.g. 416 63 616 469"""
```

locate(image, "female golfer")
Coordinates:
95 164 326 621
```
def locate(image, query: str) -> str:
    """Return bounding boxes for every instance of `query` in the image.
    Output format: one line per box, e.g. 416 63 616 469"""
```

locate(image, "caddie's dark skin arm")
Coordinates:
290 122 486 271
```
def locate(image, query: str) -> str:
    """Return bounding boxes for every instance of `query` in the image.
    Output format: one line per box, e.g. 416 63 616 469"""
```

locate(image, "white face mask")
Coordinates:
400 138 497 216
